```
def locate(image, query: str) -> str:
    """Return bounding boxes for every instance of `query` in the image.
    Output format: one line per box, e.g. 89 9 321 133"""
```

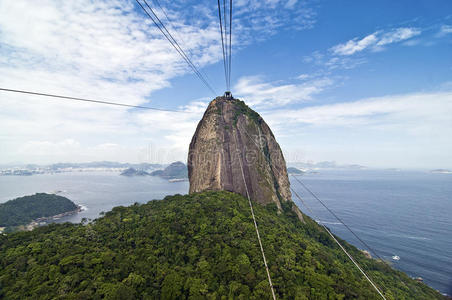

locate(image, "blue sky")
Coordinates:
0 0 451 169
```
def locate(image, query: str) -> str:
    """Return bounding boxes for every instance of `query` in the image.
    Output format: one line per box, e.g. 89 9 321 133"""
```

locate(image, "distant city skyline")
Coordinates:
0 0 451 169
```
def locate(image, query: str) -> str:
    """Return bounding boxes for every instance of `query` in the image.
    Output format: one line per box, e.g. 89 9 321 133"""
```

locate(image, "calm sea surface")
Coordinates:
0 170 450 295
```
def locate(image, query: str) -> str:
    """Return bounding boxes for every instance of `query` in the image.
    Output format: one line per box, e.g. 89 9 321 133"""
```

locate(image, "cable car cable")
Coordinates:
290 186 387 300
141 0 216 96
140 0 216 95
239 128 387 298
0 87 191 113
228 0 232 90
233 133 277 300
152 0 217 93
291 175 391 265
217 0 228 90
135 0 217 96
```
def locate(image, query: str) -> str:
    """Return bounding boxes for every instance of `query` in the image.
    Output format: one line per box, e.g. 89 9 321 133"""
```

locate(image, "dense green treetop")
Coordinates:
0 193 78 228
0 191 444 299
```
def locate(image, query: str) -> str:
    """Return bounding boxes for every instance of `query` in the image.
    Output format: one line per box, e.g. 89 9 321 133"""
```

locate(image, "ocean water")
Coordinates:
290 170 452 296
0 172 189 224
0 170 450 295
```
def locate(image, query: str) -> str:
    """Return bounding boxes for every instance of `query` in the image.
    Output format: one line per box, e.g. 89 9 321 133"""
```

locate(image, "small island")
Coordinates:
120 168 150 176
119 162 188 182
287 167 305 175
0 193 81 232
430 169 452 174
150 161 188 181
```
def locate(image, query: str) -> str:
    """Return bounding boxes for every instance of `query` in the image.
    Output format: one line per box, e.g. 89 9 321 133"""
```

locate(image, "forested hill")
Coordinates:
0 191 444 299
0 193 78 228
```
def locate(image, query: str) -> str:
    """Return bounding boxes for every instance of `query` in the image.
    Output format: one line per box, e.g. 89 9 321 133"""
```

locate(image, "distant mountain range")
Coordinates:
0 160 367 177
288 161 367 170
46 162 163 170
120 168 151 177
430 169 451 174
150 161 188 179
0 161 188 179
14 160 443 178
0 161 165 176
287 167 305 175
120 162 188 180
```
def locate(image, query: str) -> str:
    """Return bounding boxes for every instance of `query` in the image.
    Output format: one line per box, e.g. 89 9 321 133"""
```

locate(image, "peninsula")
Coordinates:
0 193 81 232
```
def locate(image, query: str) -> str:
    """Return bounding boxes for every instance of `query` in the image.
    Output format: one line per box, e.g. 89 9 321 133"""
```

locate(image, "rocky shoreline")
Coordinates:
24 205 83 231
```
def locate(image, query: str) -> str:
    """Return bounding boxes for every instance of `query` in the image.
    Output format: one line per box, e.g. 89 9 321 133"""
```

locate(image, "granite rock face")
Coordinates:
188 96 303 220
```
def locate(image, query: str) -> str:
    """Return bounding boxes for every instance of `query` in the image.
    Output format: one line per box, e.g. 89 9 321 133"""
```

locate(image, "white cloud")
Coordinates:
376 27 421 46
303 50 367 70
436 24 452 37
297 74 310 80
234 0 316 35
0 0 220 108
0 0 318 164
303 26 424 72
324 56 367 70
285 0 298 9
402 39 421 47
260 91 452 168
0 91 205 164
20 139 81 157
263 91 452 127
0 0 317 100
331 27 421 56
331 33 379 56
234 75 334 107
17 139 147 163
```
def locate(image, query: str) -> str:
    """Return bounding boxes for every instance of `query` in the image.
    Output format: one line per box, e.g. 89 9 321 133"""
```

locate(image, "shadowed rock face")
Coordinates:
188 97 301 219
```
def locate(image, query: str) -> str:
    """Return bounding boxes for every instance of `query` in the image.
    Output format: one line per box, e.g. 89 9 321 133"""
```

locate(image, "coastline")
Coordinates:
23 205 83 231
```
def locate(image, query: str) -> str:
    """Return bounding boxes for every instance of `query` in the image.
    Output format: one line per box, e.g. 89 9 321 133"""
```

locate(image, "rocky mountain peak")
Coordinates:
188 96 304 221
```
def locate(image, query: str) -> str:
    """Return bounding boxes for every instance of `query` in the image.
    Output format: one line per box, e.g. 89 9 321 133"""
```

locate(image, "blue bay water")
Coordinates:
0 172 189 223
290 170 452 296
0 170 450 294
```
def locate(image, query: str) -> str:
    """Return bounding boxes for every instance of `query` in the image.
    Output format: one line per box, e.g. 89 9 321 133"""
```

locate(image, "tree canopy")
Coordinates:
0 191 444 299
